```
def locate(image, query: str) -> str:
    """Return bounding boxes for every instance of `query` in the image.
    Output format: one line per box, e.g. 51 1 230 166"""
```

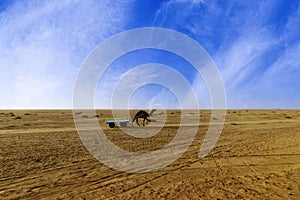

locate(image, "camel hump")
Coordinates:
133 110 149 119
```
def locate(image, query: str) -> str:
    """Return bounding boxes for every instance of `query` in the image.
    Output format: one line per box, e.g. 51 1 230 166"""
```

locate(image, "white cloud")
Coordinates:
153 0 300 108
95 63 198 109
0 0 132 108
175 0 205 5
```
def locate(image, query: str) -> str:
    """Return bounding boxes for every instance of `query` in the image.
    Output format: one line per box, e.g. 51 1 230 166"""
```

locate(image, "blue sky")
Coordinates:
0 0 299 109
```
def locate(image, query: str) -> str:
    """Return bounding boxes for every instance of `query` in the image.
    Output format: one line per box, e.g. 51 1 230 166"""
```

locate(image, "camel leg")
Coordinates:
145 118 150 125
143 118 146 126
136 118 140 126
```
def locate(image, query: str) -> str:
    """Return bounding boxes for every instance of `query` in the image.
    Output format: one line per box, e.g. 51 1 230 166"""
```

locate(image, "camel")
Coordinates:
132 109 157 126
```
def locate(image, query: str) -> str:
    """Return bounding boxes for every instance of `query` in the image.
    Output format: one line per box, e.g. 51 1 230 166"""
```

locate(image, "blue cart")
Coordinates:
105 119 131 128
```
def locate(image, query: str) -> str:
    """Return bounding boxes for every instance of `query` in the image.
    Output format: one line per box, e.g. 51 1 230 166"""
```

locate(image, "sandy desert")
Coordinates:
0 109 299 199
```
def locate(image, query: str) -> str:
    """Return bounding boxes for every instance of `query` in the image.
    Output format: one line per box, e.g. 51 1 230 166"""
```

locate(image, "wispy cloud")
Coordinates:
95 62 197 109
1 0 299 109
0 0 132 108
153 0 300 108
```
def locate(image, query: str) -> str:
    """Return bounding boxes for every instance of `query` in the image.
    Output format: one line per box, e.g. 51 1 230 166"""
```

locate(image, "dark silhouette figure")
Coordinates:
132 109 157 126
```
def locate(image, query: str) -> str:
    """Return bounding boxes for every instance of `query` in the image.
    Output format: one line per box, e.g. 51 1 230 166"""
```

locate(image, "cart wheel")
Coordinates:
109 122 115 128
120 122 127 127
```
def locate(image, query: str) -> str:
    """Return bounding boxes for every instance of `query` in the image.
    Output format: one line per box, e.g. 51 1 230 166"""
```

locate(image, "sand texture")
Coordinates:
1 110 299 199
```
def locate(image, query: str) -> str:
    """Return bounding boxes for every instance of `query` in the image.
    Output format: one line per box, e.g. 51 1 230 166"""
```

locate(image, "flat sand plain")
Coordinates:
0 110 299 199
